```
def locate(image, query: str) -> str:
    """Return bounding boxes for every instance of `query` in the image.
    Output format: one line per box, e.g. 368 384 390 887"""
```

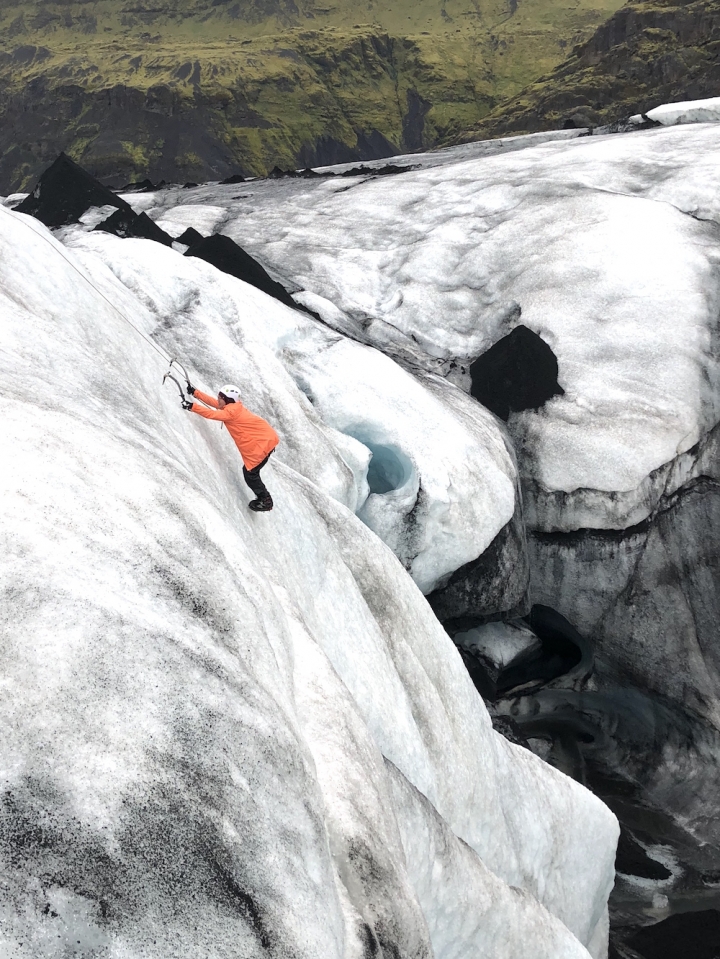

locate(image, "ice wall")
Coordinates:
134 123 720 922
0 207 618 957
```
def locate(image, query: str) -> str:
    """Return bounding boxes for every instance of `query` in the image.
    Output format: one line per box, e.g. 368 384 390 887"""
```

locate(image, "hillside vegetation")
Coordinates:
461 0 720 137
0 0 625 190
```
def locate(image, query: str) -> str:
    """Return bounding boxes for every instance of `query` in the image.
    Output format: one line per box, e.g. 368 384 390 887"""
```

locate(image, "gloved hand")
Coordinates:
181 399 194 410
186 384 196 396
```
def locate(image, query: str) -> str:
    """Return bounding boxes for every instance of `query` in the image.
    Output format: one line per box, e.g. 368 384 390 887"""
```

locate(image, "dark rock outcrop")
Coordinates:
263 162 416 182
119 178 161 194
470 325 564 421
15 153 131 227
176 227 204 247
220 174 246 185
340 163 418 178
95 208 174 246
267 166 324 179
184 234 302 312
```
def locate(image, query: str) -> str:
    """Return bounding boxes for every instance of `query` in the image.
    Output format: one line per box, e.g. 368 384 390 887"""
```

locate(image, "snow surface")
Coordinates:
54 225 516 595
631 96 720 126
308 128 591 175
0 192 28 208
0 206 618 956
144 124 720 532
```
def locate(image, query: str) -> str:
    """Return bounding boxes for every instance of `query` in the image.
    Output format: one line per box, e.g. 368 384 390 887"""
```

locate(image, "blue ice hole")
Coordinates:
363 442 414 495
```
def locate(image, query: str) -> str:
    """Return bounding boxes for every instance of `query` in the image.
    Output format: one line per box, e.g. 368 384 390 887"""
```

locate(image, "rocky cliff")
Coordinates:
464 0 720 136
0 0 626 191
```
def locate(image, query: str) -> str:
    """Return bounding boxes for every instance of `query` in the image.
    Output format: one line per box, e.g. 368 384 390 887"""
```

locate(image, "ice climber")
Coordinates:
183 384 279 512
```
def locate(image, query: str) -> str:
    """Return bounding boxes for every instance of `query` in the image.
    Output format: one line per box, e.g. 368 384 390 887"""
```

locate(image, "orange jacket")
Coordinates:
191 390 279 470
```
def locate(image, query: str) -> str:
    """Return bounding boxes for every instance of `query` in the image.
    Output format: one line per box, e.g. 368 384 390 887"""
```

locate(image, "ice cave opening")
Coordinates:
497 604 586 694
454 606 586 703
362 441 415 495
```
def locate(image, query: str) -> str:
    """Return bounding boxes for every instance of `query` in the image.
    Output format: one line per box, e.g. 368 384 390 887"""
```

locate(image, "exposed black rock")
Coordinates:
183 182 199 189
184 234 301 311
427 509 529 631
616 828 672 881
266 166 323 180
94 208 174 247
176 227 204 247
340 163 418 177
470 324 565 421
15 153 132 227
625 910 720 959
262 162 415 181
220 173 246 185
119 178 158 193
288 167 322 179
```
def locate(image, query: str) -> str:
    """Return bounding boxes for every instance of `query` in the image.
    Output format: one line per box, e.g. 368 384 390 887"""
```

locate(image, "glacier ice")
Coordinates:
143 124 720 528
272 319 517 593
0 204 618 957
56 225 519 598
128 121 720 930
630 96 720 127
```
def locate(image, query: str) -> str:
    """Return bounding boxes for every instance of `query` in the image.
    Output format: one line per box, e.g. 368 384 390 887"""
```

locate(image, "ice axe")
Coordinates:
162 369 191 407
168 357 192 391
162 358 213 410
163 356 194 407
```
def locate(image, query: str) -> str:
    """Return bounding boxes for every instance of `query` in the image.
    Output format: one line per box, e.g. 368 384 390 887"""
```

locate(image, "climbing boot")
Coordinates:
249 494 273 512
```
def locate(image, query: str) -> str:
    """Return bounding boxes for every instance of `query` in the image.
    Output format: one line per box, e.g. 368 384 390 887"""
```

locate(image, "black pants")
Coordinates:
243 452 272 498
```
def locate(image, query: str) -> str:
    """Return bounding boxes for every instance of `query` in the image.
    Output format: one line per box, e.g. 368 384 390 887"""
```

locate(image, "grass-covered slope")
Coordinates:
0 0 625 191
462 0 720 137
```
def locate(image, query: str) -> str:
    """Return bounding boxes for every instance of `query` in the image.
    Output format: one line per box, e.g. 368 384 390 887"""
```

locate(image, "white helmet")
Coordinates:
219 384 241 403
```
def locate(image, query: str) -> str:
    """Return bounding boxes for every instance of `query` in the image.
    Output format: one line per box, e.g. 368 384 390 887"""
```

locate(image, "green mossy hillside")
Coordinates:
460 0 720 137
0 0 625 190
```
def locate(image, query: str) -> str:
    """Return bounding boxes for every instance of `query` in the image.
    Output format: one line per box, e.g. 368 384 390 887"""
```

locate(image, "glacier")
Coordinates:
121 120 720 942
0 201 617 957
630 96 720 127
4 113 720 957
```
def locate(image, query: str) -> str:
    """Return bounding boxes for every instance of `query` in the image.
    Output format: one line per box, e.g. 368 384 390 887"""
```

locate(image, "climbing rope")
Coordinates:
12 210 175 364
